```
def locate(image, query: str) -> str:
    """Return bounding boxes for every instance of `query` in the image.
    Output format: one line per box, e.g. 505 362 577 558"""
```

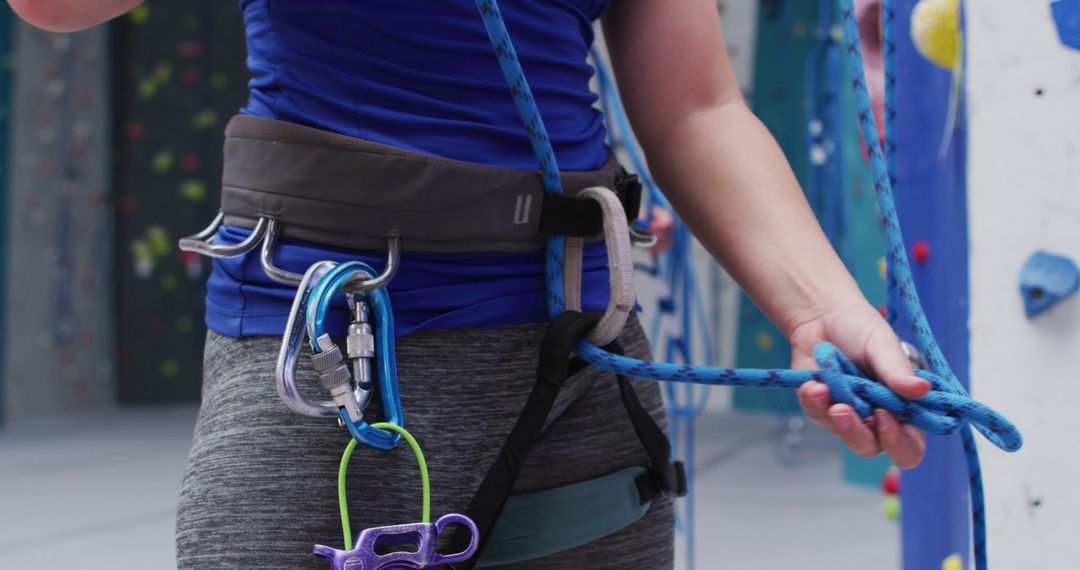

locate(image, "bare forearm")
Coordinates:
7 0 141 32
644 101 865 336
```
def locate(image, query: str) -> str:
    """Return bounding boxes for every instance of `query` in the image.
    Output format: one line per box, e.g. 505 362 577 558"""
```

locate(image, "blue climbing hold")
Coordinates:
1051 0 1080 52
1019 251 1080 317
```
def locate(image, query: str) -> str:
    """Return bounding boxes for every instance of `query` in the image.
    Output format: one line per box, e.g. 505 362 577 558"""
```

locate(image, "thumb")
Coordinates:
865 326 930 400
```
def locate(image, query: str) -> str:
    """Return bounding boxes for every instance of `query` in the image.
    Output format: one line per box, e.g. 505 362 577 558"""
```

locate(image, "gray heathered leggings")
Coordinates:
175 317 674 569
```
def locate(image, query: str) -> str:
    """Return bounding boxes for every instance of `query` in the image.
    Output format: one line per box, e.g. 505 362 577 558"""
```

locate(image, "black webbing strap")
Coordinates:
537 173 642 237
450 312 685 569
616 370 688 504
449 311 598 569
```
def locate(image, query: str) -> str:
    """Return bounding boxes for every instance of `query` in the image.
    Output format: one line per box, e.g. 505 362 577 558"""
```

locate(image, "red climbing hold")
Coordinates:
181 154 201 172
912 241 930 264
882 467 900 495
126 121 146 140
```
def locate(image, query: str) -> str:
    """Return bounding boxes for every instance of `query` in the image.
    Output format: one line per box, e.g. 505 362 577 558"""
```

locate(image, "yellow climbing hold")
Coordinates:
151 151 174 174
883 494 900 521
210 72 228 90
152 61 173 84
160 273 178 290
192 110 219 130
160 359 180 378
942 553 963 570
177 316 194 332
146 225 171 257
911 0 960 71
179 180 207 202
128 5 151 25
879 256 887 280
755 330 774 351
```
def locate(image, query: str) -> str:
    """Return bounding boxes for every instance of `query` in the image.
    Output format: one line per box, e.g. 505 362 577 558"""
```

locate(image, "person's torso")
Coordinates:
207 0 617 338
239 0 612 169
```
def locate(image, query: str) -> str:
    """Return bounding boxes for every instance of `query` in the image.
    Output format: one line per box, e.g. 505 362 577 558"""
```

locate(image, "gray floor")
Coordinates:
0 405 898 569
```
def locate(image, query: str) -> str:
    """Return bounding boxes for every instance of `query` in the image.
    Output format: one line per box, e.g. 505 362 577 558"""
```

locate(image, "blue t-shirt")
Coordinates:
207 0 616 338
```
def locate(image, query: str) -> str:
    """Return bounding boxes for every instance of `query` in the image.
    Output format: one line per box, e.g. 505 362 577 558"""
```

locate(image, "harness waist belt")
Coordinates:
220 115 641 253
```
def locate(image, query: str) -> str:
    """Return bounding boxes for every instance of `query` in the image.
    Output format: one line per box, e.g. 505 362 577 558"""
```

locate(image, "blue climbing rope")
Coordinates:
878 2 988 568
473 1 1019 567
593 51 714 570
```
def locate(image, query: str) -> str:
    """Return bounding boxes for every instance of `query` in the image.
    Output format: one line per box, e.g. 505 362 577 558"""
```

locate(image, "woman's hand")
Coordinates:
791 301 929 469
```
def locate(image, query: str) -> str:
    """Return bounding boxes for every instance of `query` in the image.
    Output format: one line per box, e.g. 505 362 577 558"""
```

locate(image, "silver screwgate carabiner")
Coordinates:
276 261 346 418
276 261 375 419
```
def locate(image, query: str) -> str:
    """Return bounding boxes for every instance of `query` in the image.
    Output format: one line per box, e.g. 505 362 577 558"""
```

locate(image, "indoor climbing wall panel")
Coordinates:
965 3 1080 566
890 0 973 567
112 2 247 403
0 8 11 424
735 0 819 413
737 0 886 419
3 24 113 423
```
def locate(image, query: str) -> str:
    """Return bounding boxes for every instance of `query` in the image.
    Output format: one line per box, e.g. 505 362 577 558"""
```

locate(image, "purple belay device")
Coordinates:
313 513 479 569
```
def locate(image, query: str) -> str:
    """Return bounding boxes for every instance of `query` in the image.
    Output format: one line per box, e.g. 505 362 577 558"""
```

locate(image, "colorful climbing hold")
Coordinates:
192 110 219 130
911 0 960 70
881 467 900 495
151 150 175 174
912 241 930 264
146 225 171 256
755 330 775 351
180 154 201 172
160 358 180 378
883 495 900 521
1019 251 1080 318
125 121 146 140
128 5 151 25
179 179 207 202
941 553 963 570
1051 0 1080 52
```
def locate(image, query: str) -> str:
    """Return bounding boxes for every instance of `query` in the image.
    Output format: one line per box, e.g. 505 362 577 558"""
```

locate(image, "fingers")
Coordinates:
865 326 931 399
796 380 833 426
828 404 881 458
797 382 882 458
875 409 926 469
799 383 926 466
645 206 674 254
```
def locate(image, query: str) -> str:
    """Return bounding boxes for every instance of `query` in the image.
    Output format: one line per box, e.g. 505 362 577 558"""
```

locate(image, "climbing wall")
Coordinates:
737 0 886 419
2 23 114 423
112 2 247 403
966 2 1080 566
0 8 11 424
889 0 973 566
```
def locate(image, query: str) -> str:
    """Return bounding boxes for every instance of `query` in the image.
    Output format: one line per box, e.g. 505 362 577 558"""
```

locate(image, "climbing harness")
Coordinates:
178 0 1023 567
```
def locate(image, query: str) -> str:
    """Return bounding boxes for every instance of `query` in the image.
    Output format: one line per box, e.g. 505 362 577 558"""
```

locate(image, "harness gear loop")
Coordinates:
178 211 268 258
261 218 304 285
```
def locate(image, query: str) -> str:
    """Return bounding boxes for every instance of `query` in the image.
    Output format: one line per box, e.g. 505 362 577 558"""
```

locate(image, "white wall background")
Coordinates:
967 3 1080 566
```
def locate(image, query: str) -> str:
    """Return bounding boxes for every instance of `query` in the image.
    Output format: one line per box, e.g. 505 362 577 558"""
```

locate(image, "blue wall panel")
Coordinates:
892 1 972 568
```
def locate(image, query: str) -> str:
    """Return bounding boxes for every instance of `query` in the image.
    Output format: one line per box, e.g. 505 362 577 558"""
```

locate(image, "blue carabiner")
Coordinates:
307 261 403 450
